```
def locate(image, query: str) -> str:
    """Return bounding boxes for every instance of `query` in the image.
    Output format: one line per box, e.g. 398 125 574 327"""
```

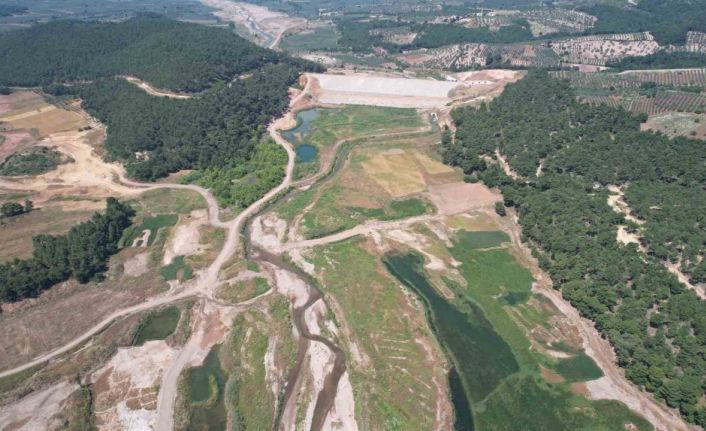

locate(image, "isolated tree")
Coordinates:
495 201 507 216
23 199 33 213
1 202 24 217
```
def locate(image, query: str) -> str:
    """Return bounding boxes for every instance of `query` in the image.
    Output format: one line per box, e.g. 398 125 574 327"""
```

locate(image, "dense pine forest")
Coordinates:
444 71 706 426
0 198 134 303
0 15 316 92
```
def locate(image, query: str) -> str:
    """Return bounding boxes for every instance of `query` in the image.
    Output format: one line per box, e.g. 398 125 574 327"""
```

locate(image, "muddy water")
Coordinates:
251 247 346 431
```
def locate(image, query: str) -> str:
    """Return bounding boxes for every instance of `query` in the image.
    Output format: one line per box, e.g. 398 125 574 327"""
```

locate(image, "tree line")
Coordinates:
444 71 706 426
0 198 134 303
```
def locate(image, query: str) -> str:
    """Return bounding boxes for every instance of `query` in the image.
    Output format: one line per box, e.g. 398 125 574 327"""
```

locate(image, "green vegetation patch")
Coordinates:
311 238 442 429
161 255 193 282
184 138 287 208
138 189 206 215
122 213 177 247
218 276 270 304
454 231 509 250
218 297 295 430
0 146 64 176
132 306 181 346
282 25 339 52
553 353 603 383
476 374 652 431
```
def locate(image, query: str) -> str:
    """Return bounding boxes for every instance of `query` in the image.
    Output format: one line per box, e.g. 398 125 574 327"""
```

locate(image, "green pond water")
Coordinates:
187 345 227 431
296 144 317 163
383 253 519 428
283 108 321 144
132 307 180 346
449 367 475 431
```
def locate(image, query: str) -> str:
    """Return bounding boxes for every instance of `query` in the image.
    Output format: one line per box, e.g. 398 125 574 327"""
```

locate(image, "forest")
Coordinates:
334 17 534 53
608 52 706 71
444 71 706 426
71 61 312 181
581 0 706 44
0 198 134 303
0 15 316 92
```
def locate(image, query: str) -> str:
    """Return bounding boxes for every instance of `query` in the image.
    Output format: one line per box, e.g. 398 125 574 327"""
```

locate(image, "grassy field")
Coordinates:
134 188 206 215
160 255 193 281
122 213 178 247
309 237 446 430
216 276 270 304
283 106 427 181
281 25 339 52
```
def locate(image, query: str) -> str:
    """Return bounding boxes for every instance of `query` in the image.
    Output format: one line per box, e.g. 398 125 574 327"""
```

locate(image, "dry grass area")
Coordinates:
641 112 706 139
361 150 427 197
426 182 501 215
0 92 87 138
0 248 167 370
0 202 101 262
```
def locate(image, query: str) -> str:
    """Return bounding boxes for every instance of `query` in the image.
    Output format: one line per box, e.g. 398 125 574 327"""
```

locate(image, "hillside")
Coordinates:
0 16 322 184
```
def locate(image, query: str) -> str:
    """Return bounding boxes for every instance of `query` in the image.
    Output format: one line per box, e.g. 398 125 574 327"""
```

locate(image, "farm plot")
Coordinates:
550 33 659 66
553 69 706 89
397 43 489 70
522 9 596 36
578 91 706 115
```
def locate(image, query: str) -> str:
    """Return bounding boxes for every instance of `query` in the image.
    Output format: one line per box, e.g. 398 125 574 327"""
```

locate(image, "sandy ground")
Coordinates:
0 131 34 163
91 340 177 430
426 182 501 215
201 0 305 49
123 76 192 100
309 73 459 108
124 251 151 278
0 381 78 431
162 209 208 265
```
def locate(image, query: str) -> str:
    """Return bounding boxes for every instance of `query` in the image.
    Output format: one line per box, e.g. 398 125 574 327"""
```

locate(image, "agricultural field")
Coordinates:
272 121 654 429
553 68 706 89
281 23 339 52
550 32 660 66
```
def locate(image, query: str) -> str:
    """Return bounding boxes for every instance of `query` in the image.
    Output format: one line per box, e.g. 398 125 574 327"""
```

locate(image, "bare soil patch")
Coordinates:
426 182 500 215
90 340 176 430
0 380 78 431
